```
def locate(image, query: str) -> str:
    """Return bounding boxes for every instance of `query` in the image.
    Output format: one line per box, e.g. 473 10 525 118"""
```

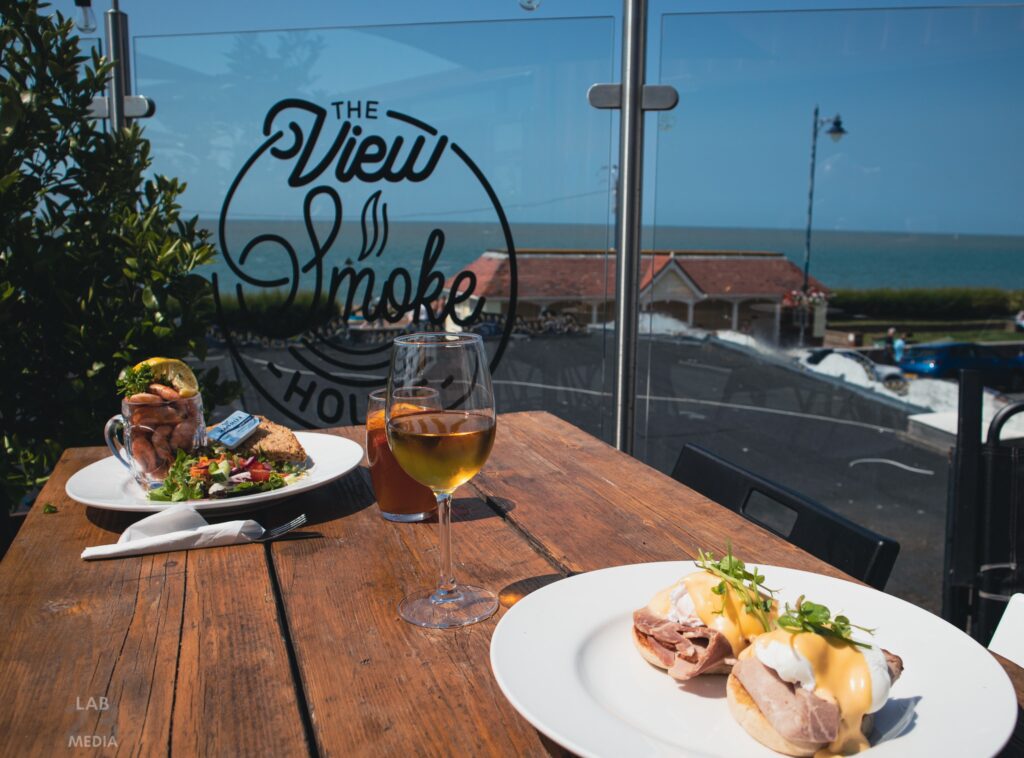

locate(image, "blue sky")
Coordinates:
57 0 1024 236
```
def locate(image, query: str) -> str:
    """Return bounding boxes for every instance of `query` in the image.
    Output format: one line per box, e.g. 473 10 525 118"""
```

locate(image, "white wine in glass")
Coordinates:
385 332 498 628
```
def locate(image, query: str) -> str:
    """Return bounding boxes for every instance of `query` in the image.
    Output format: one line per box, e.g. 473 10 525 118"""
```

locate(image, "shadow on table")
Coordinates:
234 466 377 529
454 495 514 522
84 507 146 535
498 573 564 609
386 496 513 525
538 732 577 758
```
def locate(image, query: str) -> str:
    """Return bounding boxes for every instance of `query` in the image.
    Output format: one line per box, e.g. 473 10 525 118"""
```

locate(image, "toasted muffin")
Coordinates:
726 673 876 757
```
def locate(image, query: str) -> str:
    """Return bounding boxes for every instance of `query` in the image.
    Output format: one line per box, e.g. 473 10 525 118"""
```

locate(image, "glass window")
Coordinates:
134 16 617 434
646 5 1024 612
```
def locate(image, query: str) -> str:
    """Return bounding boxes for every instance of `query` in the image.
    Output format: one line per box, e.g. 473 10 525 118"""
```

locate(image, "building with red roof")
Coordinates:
448 249 829 344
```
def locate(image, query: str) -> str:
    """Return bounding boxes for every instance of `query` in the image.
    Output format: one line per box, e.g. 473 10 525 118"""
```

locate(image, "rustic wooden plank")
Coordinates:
267 426 562 757
994 654 1024 707
169 545 309 758
471 411 855 579
0 447 308 756
0 449 184 755
992 654 1024 757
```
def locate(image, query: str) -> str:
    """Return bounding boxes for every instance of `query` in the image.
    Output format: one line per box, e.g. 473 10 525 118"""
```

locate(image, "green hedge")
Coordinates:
831 288 1024 320
216 291 343 339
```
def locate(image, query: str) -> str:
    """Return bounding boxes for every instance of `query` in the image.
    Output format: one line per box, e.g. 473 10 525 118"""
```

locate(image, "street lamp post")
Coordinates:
800 105 847 345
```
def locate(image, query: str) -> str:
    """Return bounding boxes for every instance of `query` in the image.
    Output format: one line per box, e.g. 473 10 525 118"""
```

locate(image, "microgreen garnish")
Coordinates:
116 363 154 397
777 595 875 647
695 545 778 632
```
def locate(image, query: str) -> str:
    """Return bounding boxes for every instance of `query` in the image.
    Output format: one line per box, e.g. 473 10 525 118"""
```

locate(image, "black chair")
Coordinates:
671 444 900 590
944 369 1024 643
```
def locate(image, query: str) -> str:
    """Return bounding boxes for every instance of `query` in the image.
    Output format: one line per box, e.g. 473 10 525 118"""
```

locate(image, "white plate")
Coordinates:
65 432 363 513
490 561 1017 758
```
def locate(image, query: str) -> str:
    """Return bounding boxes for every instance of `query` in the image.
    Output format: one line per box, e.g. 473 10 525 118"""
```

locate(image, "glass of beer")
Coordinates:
386 332 497 628
366 388 438 521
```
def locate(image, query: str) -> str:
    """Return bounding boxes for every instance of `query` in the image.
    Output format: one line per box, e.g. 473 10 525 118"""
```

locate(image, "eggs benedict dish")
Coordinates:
726 596 903 757
632 549 778 680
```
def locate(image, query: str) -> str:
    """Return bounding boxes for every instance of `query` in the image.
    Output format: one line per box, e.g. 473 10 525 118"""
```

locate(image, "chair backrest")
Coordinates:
671 444 900 590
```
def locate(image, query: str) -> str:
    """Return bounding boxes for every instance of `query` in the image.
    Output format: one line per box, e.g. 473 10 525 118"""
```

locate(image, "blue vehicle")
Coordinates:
899 342 1024 391
469 320 505 339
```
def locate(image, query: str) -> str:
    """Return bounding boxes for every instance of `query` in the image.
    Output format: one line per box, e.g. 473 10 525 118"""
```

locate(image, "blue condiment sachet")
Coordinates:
209 411 261 449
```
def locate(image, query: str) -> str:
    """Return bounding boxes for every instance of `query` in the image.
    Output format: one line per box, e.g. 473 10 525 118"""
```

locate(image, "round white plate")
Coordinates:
490 561 1017 758
65 432 363 513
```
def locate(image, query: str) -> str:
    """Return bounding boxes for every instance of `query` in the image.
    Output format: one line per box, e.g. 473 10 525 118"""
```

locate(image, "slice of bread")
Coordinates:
222 415 307 463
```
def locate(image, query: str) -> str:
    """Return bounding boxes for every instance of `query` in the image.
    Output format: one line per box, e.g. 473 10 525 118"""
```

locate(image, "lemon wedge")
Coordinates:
135 357 199 398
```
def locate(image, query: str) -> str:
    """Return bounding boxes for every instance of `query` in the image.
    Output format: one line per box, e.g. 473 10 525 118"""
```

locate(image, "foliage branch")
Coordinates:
0 0 239 511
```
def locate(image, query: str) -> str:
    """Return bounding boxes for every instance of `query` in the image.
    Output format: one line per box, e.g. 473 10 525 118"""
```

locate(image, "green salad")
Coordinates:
149 447 307 501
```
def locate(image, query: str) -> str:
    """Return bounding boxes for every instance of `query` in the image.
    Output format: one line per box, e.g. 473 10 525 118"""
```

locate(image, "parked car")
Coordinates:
899 342 1024 391
804 348 909 394
469 319 505 338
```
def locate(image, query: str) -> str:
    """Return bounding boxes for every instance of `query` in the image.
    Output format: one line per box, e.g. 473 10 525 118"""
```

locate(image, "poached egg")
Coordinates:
646 571 777 657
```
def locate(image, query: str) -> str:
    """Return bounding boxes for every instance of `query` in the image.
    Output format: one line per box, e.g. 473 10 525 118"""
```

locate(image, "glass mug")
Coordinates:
104 394 207 489
366 387 438 521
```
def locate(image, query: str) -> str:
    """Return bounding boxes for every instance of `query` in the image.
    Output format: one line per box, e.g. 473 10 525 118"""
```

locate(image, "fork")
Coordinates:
255 513 308 542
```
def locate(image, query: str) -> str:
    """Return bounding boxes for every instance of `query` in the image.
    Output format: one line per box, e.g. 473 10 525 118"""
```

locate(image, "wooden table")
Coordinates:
1 411 1021 756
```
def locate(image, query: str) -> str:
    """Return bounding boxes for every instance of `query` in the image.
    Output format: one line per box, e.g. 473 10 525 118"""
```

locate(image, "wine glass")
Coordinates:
386 332 498 628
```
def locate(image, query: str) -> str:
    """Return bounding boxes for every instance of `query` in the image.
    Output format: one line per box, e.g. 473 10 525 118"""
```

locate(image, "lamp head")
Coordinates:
827 114 847 142
73 0 97 33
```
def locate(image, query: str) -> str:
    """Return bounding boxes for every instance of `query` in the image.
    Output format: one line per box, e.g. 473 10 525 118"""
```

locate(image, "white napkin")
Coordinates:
81 504 264 560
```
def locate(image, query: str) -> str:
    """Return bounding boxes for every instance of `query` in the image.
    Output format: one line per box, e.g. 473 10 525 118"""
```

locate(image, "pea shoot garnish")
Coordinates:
694 545 778 633
116 363 154 397
777 595 875 647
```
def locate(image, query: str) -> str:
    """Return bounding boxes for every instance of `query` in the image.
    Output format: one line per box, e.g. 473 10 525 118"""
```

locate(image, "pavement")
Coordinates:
199 331 953 613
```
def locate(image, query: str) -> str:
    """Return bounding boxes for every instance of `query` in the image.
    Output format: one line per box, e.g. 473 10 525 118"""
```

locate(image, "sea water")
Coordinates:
200 220 1024 292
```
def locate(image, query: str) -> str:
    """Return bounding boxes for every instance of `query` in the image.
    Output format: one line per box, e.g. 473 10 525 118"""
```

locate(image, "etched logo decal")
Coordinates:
214 99 517 426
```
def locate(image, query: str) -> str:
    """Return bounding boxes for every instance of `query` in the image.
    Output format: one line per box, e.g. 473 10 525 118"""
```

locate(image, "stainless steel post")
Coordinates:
612 0 648 454
104 0 129 131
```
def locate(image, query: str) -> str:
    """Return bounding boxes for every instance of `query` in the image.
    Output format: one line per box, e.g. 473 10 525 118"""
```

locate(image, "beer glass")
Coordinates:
366 387 438 521
104 394 206 489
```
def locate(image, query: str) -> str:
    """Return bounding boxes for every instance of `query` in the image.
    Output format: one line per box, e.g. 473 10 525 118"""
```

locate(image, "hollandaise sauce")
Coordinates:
682 571 776 656
753 630 873 757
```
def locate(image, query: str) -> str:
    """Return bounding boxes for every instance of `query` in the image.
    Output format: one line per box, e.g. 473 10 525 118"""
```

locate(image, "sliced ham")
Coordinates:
883 649 903 683
633 608 734 680
733 656 840 744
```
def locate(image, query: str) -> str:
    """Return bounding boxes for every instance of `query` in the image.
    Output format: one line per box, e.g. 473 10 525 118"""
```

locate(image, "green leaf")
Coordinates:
141 287 158 310
776 595 875 647
116 363 153 397
0 171 20 193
